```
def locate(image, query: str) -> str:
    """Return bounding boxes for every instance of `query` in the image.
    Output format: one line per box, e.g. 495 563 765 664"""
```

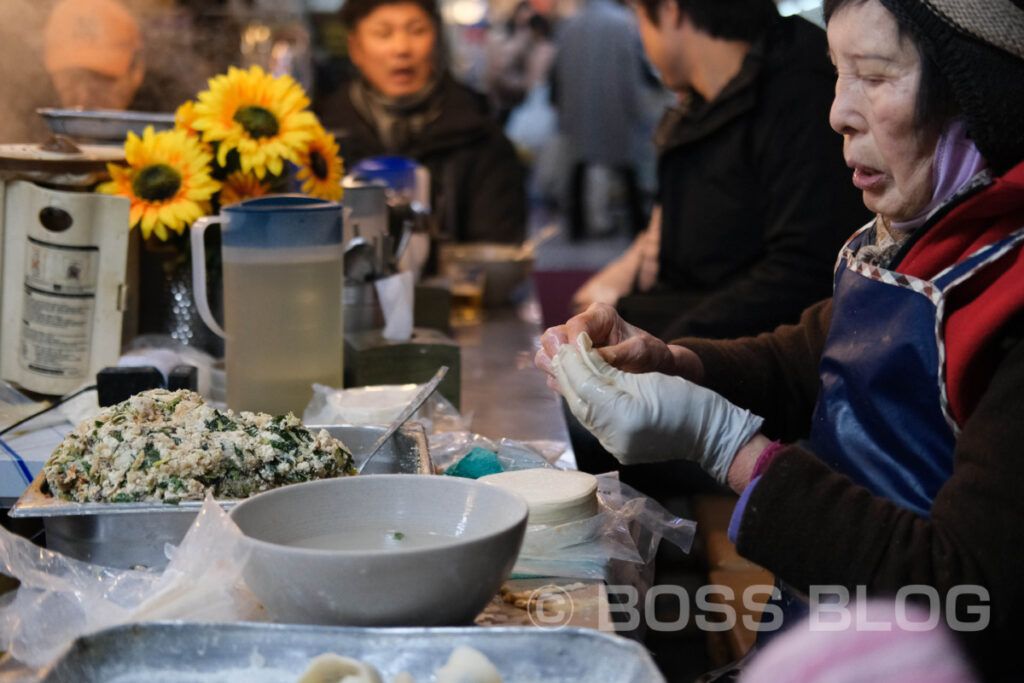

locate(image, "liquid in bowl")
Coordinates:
287 528 451 551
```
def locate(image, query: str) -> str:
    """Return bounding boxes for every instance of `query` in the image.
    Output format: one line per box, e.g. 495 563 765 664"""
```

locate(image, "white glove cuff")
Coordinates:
704 409 764 485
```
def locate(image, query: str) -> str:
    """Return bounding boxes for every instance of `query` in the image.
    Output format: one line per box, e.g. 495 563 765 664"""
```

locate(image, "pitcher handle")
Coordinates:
190 216 227 338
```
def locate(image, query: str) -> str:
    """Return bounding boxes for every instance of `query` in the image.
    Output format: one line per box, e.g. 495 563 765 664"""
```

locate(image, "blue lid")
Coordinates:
349 156 419 193
220 194 342 249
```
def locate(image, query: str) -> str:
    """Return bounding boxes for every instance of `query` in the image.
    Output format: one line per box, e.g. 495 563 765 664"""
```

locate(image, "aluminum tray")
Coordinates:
39 621 665 682
8 424 431 569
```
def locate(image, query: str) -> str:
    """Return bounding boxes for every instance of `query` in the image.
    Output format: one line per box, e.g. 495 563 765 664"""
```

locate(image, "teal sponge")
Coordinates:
444 447 503 479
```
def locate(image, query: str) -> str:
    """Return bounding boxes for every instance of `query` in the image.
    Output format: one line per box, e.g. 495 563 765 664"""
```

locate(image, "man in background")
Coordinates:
43 0 145 110
572 0 869 342
551 0 662 240
567 0 870 482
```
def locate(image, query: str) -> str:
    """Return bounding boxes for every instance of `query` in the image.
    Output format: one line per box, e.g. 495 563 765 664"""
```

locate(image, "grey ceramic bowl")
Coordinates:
229 474 528 626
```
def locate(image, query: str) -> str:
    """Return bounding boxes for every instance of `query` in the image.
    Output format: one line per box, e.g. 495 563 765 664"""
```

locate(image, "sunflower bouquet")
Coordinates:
100 65 344 243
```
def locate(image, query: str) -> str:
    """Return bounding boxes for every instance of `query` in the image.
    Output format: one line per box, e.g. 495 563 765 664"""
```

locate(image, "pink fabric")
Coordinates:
740 600 979 683
891 119 988 232
751 440 786 479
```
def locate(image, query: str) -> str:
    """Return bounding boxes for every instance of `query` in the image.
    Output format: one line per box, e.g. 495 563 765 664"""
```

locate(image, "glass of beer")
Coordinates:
447 261 486 325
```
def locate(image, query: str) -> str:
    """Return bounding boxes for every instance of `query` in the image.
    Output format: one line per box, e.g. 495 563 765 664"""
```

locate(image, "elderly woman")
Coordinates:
316 0 526 244
536 0 1024 677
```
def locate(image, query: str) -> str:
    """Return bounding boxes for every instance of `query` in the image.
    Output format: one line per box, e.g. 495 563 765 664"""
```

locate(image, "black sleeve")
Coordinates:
676 298 831 441
735 331 1024 680
456 132 527 244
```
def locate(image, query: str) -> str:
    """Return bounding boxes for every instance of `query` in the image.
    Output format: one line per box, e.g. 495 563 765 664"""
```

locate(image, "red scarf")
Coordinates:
898 160 1024 426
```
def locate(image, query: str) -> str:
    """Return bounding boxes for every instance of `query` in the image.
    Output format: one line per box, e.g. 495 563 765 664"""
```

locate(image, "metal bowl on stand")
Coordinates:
37 108 175 144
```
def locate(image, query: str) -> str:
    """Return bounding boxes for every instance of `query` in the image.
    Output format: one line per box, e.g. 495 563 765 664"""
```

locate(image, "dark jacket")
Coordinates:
619 16 870 340
317 75 527 244
678 160 1024 680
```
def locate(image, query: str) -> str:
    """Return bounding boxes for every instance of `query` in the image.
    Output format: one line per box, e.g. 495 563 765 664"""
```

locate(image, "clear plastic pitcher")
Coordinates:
191 195 343 416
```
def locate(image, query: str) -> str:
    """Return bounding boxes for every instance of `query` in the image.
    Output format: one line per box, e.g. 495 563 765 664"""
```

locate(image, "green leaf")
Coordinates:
205 410 238 432
139 443 161 470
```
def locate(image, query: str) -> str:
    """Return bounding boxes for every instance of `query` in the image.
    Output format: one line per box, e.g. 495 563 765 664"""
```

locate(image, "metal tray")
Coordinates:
39 621 665 682
8 424 432 569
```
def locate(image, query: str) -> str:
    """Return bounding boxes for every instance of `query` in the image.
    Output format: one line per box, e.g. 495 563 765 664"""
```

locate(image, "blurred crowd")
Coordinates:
0 0 667 242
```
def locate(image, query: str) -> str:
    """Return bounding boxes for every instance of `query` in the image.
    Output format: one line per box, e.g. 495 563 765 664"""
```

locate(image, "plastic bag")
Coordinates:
0 496 261 671
505 83 558 157
510 472 696 586
427 430 500 471
429 431 568 473
437 439 692 584
303 382 468 434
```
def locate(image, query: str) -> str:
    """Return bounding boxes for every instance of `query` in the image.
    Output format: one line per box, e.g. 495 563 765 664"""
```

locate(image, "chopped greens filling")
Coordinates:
42 389 355 504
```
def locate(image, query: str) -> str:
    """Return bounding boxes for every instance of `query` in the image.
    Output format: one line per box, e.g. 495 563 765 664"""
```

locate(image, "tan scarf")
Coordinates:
349 73 443 153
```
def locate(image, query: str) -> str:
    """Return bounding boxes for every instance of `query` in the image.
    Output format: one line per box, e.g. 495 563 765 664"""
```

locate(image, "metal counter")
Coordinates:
453 300 573 454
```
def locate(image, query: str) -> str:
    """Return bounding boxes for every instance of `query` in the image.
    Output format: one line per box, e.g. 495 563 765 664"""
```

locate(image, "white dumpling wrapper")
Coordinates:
478 468 599 526
297 652 383 683
434 646 502 683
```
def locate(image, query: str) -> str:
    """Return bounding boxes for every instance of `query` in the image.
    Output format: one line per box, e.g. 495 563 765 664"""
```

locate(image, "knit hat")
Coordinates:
878 0 1024 174
43 0 142 78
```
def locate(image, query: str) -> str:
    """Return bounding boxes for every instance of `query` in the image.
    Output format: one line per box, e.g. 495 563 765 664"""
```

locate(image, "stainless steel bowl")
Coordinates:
37 108 175 143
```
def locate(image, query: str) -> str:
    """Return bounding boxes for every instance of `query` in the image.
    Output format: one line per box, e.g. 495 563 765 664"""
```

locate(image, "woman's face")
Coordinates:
827 0 939 221
348 2 437 98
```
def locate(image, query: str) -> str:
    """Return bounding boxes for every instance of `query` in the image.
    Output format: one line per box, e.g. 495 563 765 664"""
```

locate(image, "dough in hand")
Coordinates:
434 646 502 683
297 653 383 683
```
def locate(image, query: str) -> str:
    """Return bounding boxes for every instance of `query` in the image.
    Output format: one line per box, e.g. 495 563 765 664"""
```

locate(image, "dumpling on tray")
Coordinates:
43 388 355 503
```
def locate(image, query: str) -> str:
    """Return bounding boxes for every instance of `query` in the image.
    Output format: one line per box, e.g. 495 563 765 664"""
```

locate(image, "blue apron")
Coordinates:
808 226 958 515
763 223 1024 635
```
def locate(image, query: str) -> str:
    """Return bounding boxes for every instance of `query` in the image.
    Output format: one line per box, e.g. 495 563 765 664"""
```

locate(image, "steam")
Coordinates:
0 0 323 145
0 0 59 143
0 0 254 144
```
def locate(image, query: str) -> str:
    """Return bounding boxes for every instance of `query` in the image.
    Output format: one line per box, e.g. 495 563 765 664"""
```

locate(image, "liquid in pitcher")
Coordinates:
222 245 343 415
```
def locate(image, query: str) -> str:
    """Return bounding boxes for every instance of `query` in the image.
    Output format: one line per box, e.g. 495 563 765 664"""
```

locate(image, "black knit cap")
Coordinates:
878 0 1024 174
339 0 443 30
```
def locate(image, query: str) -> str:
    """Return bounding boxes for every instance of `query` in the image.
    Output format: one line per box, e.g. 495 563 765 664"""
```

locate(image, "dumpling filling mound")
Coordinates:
44 388 356 503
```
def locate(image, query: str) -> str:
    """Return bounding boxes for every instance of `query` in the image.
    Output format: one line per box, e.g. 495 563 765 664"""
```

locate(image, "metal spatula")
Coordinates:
357 365 449 474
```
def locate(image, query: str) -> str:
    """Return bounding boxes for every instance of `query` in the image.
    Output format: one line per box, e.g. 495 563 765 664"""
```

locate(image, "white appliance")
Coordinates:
0 142 129 395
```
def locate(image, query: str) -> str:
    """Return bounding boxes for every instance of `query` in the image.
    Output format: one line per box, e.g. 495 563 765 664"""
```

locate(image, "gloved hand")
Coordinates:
552 333 764 484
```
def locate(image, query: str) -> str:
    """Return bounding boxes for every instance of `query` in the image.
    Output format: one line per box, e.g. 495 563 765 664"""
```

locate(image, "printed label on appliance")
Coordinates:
24 237 99 295
19 238 98 379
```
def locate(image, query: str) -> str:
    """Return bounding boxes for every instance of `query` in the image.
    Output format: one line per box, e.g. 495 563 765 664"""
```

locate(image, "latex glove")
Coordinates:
552 333 764 484
536 302 698 395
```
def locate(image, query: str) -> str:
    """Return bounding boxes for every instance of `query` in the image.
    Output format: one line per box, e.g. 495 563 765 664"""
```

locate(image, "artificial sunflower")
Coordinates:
296 125 344 201
219 171 271 206
192 65 318 179
98 127 220 241
174 100 201 138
